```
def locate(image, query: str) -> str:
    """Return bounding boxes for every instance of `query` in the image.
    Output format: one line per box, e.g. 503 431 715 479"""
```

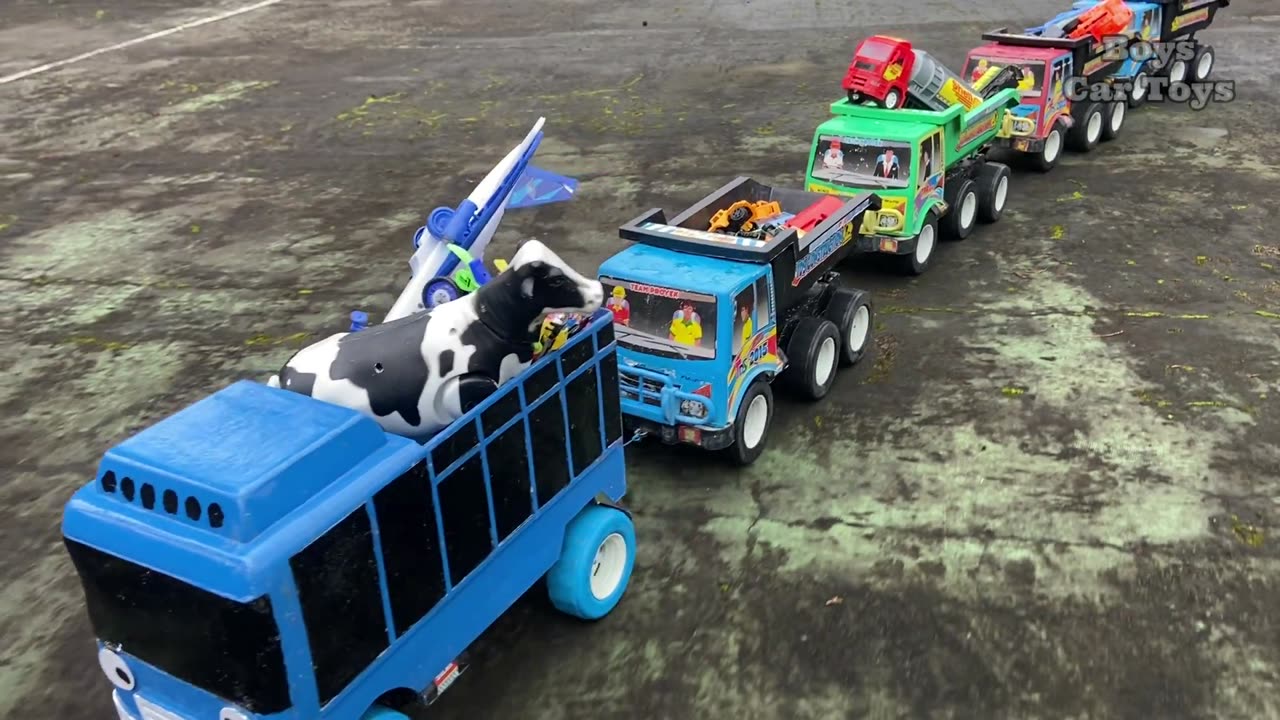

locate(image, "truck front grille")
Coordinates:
619 372 664 407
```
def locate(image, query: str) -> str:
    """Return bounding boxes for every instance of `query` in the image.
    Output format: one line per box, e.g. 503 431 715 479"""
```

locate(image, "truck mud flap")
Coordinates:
593 493 634 520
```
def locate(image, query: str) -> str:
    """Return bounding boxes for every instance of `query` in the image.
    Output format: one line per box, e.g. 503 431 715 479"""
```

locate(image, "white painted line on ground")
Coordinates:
0 0 284 86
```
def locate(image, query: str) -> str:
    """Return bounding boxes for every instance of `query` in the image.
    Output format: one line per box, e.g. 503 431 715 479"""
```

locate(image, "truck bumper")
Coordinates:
857 232 916 256
999 136 1045 153
624 415 735 452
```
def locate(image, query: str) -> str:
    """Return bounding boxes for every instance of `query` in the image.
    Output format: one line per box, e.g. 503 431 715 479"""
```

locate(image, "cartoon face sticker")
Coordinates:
873 148 900 179
606 285 631 325
1017 67 1035 91
971 58 990 83
822 140 844 170
669 302 703 347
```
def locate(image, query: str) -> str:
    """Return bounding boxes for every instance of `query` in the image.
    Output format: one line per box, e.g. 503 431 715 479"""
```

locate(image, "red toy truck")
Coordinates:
842 35 914 109
844 35 1023 113
964 1 1136 172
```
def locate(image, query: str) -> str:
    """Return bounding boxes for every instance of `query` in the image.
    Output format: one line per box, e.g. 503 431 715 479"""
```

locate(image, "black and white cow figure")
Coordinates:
267 240 604 440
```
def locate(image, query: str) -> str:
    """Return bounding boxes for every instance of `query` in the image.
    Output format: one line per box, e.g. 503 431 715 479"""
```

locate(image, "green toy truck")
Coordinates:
805 88 1035 275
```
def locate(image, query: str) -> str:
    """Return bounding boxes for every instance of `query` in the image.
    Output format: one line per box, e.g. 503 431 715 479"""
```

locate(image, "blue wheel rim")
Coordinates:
423 278 460 309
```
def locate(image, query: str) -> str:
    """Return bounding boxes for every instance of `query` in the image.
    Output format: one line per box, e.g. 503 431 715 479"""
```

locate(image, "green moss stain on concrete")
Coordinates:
5 209 187 281
0 551 83 713
21 341 190 444
166 81 277 114
336 92 406 126
20 78 278 154
688 269 1257 604
21 281 147 331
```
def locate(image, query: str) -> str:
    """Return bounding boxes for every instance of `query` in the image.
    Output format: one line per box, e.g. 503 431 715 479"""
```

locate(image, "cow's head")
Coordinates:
474 240 603 339
509 240 604 314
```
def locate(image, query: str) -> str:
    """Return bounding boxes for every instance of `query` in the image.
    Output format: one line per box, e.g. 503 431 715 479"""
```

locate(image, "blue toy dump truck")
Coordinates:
599 177 879 466
63 311 635 720
1068 0 1231 107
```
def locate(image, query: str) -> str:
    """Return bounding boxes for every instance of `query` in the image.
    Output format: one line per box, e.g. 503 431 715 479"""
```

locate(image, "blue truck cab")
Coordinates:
1069 0 1229 105
62 311 635 720
598 177 879 466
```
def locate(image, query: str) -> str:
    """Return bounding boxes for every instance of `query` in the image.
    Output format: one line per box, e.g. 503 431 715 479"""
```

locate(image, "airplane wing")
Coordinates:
507 165 579 209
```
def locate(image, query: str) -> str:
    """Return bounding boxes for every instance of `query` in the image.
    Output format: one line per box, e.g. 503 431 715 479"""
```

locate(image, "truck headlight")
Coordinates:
867 209 903 232
99 647 136 691
1002 115 1035 137
680 399 707 419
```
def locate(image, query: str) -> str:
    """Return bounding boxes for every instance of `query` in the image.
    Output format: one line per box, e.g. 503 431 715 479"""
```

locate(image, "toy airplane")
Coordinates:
384 117 579 322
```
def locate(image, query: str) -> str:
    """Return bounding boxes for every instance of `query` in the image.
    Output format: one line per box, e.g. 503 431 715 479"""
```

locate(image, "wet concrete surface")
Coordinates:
2 0 1280 718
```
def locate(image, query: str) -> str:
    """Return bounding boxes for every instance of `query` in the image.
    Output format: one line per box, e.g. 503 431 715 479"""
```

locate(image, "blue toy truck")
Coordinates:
598 177 879 466
62 311 635 720
1068 0 1230 106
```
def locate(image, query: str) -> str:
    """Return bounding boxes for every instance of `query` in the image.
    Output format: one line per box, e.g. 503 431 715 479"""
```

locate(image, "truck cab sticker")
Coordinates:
727 329 780 394
958 111 998 148
1171 7 1210 31
1050 60 1068 94
606 286 631 326
601 277 718 360
1139 9 1157 40
793 221 855 286
879 196 907 218
810 134 911 191
916 131 944 211
1042 60 1069 125
728 280 779 392
640 221 768 248
939 77 982 110
1082 55 1111 77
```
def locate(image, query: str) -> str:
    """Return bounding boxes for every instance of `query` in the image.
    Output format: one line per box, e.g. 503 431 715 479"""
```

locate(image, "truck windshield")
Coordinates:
810 134 912 190
964 56 1046 97
859 41 892 61
65 539 291 715
600 277 717 361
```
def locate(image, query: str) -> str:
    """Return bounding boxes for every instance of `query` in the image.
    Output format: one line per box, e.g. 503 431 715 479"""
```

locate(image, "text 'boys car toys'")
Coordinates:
65 269 633 720
600 176 879 466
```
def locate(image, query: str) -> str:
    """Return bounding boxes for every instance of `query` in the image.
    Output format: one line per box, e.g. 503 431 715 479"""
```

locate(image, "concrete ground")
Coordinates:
2 0 1279 718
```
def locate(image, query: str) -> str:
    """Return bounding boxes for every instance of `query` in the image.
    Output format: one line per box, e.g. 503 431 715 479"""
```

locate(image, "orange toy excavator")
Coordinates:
1065 0 1133 42
708 200 783 235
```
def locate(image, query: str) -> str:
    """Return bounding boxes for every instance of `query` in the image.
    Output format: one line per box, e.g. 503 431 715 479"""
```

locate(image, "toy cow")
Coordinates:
267 240 604 440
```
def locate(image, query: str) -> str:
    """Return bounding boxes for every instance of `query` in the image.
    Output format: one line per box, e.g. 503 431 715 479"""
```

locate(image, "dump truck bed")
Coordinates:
617 177 879 310
902 48 993 112
980 26 1132 82
1118 0 1230 40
